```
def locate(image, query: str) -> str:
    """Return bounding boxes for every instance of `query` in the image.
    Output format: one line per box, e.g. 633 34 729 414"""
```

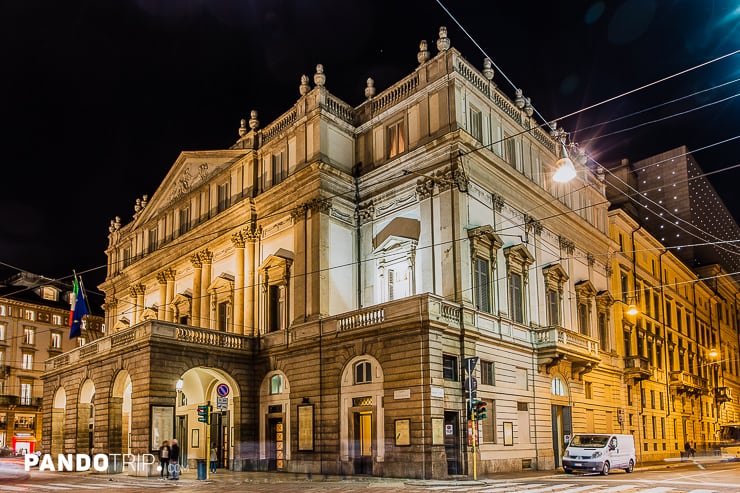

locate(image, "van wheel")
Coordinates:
625 459 634 473
601 461 610 476
563 468 573 474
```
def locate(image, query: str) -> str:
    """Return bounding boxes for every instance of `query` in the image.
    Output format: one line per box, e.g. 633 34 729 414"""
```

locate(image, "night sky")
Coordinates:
1 0 738 307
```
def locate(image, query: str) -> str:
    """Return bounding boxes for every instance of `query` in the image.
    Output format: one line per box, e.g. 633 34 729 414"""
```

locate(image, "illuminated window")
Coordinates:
42 286 58 301
270 374 283 394
52 314 62 325
387 120 405 158
0 305 5 316
354 361 372 384
20 382 32 406
22 352 34 370
148 227 158 252
24 310 35 322
0 323 5 341
78 337 87 347
23 327 35 345
50 332 62 349
551 377 566 396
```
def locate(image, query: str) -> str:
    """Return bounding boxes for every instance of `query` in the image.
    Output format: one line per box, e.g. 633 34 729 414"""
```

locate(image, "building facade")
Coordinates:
42 27 739 478
609 210 739 463
0 272 103 455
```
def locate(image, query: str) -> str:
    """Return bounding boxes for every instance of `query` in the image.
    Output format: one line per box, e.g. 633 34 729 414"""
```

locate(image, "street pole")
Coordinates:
468 358 477 481
206 401 211 480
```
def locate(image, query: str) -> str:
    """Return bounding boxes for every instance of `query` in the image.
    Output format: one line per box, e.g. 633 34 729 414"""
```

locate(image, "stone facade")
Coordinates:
42 27 739 479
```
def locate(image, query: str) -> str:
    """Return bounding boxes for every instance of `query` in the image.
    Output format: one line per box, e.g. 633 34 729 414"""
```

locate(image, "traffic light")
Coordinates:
197 404 211 424
467 399 476 420
475 400 488 420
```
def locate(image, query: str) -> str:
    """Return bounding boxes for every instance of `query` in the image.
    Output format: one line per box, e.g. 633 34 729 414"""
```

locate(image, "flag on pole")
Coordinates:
69 276 89 339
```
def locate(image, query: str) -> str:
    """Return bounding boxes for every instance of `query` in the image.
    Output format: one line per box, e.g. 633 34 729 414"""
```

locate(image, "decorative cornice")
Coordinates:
357 202 375 225
524 214 543 237
492 192 505 212
416 179 434 200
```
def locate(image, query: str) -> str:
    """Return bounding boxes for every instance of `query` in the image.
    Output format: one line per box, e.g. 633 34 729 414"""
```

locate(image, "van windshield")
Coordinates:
570 435 610 447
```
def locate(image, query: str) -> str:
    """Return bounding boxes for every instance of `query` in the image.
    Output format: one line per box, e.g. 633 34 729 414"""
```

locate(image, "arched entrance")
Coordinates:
175 367 240 469
109 371 133 462
340 355 385 475
78 379 95 454
259 371 291 470
51 387 66 455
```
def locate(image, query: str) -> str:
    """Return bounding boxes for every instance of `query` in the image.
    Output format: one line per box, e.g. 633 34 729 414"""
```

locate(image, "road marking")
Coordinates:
1 487 30 492
596 485 639 493
629 488 675 493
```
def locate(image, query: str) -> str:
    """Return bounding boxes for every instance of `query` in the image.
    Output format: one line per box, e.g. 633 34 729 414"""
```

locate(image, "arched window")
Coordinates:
269 375 283 395
551 377 566 396
354 361 372 384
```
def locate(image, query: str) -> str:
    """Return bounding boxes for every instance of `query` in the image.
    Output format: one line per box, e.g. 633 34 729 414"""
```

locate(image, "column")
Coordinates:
231 232 246 334
191 254 202 326
157 272 167 320
245 226 259 336
165 268 176 322
129 287 139 325
135 285 145 324
200 249 213 329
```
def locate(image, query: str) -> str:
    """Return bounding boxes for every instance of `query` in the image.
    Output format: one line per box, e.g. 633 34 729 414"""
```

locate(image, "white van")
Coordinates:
562 433 636 475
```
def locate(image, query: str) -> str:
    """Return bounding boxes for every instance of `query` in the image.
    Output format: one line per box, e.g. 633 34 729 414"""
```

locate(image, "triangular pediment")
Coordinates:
129 149 249 229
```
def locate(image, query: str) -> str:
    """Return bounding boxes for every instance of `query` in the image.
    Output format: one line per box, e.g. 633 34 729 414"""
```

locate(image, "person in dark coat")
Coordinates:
169 438 180 479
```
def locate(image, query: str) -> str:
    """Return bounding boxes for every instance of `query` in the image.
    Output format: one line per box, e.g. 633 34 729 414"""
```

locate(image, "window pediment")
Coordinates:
504 244 534 276
543 263 568 291
260 249 294 285
467 225 503 252
373 217 420 250
574 280 597 299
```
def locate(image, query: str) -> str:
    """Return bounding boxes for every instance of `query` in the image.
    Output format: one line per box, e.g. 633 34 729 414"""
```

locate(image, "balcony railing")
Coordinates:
715 386 733 403
0 395 18 406
46 321 255 371
624 355 652 381
669 371 707 394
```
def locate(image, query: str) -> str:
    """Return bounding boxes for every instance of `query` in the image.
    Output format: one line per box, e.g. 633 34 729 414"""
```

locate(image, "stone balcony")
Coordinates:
46 321 256 372
669 371 707 395
715 386 733 403
533 325 600 379
624 355 652 382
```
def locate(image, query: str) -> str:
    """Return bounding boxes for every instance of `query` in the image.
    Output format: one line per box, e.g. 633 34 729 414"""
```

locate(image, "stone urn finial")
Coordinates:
238 118 247 136
249 110 259 130
314 64 326 87
514 88 525 109
482 58 494 80
417 40 430 64
299 74 310 96
436 26 450 52
524 97 533 117
364 78 376 100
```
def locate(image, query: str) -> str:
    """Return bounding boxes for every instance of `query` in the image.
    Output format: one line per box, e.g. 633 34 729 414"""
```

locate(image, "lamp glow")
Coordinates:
625 304 638 316
553 143 576 183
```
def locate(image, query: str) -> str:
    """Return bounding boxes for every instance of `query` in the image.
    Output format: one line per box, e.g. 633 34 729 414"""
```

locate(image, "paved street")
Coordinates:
1 460 738 493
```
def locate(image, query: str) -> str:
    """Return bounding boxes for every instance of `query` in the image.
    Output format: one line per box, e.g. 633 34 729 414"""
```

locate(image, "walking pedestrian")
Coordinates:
169 438 180 479
158 440 170 479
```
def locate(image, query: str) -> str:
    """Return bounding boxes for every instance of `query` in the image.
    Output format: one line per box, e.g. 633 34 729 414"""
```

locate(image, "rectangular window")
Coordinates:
481 361 495 386
585 381 593 399
20 382 32 406
598 312 608 351
442 355 458 381
387 120 406 158
52 314 62 325
22 352 33 370
0 323 5 341
218 301 229 332
387 269 395 301
268 285 286 332
0 305 5 316
623 329 631 357
661 417 666 439
474 257 491 313
620 273 629 303
217 182 230 213
78 337 87 347
546 290 560 326
24 310 35 321
665 301 673 327
23 327 35 345
123 247 132 268
652 416 657 439
469 107 482 142
41 287 57 301
659 392 664 410
509 272 524 323
51 332 62 349
503 132 517 167
650 390 656 409
179 207 191 236
676 307 683 332
148 227 158 252
272 150 287 185
578 303 589 335
627 385 633 406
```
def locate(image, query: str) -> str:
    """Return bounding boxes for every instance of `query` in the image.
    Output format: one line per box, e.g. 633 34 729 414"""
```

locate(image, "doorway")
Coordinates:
267 417 284 471
352 411 373 475
176 415 188 466
444 411 461 475
551 405 572 467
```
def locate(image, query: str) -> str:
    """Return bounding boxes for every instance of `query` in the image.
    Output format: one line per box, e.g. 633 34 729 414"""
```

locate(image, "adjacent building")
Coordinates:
41 27 739 478
0 272 103 455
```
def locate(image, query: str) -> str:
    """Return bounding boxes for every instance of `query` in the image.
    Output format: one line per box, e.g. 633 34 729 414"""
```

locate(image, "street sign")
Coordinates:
463 357 479 373
217 396 228 410
216 383 230 397
463 376 478 392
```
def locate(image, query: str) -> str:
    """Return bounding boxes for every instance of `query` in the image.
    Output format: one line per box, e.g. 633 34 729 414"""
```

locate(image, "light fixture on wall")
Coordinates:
625 302 639 316
553 142 577 183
